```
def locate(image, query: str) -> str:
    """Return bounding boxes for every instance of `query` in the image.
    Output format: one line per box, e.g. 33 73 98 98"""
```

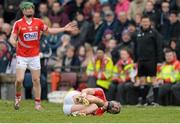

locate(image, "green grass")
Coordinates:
0 100 180 123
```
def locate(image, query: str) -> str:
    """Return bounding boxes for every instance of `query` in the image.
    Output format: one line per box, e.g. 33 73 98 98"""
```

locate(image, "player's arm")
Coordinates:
81 88 95 95
46 22 77 35
81 88 105 107
10 33 18 47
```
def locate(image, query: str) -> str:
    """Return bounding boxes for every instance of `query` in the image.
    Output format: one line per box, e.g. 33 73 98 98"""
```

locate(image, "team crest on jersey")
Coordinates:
23 32 38 41
21 27 27 30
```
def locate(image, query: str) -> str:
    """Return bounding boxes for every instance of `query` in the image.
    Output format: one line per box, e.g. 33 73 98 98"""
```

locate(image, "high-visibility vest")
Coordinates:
112 59 136 83
157 62 180 83
86 56 113 89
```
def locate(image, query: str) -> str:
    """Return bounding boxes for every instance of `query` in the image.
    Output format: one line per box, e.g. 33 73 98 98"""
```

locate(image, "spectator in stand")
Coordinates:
0 32 12 73
143 0 158 27
47 0 57 9
127 22 138 35
176 0 180 13
81 43 94 68
157 1 170 43
128 0 147 20
115 29 134 55
0 17 4 32
169 11 180 40
3 0 22 23
169 38 179 59
38 2 49 18
64 0 85 21
87 12 103 46
108 48 137 104
62 45 81 72
106 39 119 64
115 11 130 41
72 11 91 47
98 10 118 42
2 23 12 38
48 2 70 27
101 29 114 47
46 22 63 55
115 0 130 17
56 34 71 67
83 0 102 20
77 45 86 65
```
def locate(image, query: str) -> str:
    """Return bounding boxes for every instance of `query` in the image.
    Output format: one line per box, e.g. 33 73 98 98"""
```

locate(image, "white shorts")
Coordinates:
63 91 80 115
16 55 41 70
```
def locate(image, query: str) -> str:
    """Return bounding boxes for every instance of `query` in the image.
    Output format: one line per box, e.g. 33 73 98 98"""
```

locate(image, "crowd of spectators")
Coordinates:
0 0 179 105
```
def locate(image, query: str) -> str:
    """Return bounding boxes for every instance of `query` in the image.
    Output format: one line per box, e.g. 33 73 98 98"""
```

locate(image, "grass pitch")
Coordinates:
0 100 180 123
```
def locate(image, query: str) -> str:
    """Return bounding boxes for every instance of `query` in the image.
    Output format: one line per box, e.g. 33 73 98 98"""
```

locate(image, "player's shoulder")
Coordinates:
34 18 43 23
14 18 23 25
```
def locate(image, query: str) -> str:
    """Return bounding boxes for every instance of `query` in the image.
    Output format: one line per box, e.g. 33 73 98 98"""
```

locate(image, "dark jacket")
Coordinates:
133 27 163 63
169 21 180 39
87 22 104 46
48 10 70 27
62 56 81 72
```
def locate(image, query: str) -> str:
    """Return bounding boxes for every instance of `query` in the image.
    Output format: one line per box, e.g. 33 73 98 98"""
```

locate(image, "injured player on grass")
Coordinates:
63 88 121 116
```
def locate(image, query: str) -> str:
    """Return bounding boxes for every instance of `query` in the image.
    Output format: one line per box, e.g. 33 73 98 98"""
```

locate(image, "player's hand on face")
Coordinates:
64 22 78 32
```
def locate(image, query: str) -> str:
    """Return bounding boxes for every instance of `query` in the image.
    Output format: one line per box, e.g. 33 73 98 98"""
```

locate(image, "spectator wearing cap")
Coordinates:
115 11 131 41
115 0 130 17
86 44 113 97
87 12 103 46
128 0 147 20
98 10 118 43
48 2 70 27
102 29 114 46
169 11 180 40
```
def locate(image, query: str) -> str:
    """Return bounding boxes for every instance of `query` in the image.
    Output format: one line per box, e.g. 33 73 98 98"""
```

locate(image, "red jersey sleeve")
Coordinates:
94 107 105 116
12 21 19 35
94 88 107 102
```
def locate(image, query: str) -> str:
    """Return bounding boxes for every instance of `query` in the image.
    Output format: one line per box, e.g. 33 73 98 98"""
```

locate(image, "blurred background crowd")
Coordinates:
0 0 179 106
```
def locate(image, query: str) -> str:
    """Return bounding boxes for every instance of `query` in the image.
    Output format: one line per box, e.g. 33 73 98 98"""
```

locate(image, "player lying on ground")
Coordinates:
63 88 121 116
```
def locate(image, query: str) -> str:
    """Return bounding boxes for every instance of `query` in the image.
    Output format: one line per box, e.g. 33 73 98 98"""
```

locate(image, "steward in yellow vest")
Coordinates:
157 48 180 105
108 48 137 104
86 45 113 93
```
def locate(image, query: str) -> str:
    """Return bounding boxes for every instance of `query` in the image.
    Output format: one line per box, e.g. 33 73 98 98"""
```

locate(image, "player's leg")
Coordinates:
14 68 26 109
29 56 42 110
14 56 27 110
31 69 42 110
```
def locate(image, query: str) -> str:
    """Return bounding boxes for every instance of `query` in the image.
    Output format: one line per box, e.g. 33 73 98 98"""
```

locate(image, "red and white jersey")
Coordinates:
12 16 48 57
94 88 107 116
94 88 107 102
